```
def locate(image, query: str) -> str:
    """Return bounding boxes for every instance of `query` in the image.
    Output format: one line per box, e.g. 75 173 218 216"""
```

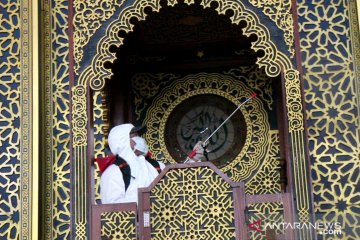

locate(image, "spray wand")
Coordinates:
185 92 257 163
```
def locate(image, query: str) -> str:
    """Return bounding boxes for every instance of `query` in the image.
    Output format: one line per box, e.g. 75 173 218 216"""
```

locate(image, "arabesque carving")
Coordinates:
72 0 310 239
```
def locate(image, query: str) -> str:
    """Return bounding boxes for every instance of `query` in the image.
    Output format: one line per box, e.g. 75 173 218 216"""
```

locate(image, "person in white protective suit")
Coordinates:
99 123 205 204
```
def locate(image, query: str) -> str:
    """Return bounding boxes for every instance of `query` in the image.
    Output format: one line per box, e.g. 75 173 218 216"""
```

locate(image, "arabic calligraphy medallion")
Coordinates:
165 94 246 167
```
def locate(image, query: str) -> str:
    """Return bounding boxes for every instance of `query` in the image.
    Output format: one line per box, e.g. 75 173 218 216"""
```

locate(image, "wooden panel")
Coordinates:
138 162 242 240
91 203 137 240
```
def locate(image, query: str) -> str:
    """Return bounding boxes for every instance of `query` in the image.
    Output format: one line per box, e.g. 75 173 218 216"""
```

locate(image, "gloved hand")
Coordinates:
186 141 207 162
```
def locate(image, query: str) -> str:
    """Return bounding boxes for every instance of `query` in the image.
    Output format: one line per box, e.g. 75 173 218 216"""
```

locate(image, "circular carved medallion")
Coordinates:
165 94 246 167
144 73 269 181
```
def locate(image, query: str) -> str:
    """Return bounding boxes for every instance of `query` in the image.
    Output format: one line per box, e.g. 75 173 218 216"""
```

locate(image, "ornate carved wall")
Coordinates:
73 0 312 239
0 0 359 239
0 0 35 239
41 0 72 239
298 0 360 239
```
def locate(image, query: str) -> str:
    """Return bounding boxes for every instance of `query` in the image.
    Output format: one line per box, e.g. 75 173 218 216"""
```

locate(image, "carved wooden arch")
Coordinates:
81 0 292 92
73 0 299 145
71 0 313 239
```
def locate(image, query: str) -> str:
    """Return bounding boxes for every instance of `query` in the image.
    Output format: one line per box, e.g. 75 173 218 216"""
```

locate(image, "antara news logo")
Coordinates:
247 219 342 238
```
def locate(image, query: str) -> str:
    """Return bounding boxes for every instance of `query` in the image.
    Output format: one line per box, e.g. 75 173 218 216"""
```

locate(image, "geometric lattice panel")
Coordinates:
100 211 137 240
298 0 360 239
0 1 21 239
149 166 236 240
245 130 281 195
246 203 285 240
49 0 72 238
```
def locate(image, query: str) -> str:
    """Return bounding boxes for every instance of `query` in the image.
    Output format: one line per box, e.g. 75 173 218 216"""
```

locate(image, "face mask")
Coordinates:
131 136 149 156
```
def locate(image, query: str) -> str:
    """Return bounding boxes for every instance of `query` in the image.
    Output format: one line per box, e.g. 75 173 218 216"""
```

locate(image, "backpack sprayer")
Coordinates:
184 92 257 163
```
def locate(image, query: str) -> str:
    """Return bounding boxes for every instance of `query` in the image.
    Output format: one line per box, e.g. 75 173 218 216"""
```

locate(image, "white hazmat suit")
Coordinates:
100 123 159 204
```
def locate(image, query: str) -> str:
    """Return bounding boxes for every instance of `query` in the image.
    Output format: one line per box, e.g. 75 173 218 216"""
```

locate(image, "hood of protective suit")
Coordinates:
108 123 138 167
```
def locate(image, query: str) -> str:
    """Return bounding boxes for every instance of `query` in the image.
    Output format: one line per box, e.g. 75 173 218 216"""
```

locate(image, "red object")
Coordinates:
247 219 262 233
95 155 116 174
146 151 153 158
117 162 128 168
251 92 257 98
188 149 197 158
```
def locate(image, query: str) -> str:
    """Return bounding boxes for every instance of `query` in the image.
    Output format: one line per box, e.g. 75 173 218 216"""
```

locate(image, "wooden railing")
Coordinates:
91 162 294 240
